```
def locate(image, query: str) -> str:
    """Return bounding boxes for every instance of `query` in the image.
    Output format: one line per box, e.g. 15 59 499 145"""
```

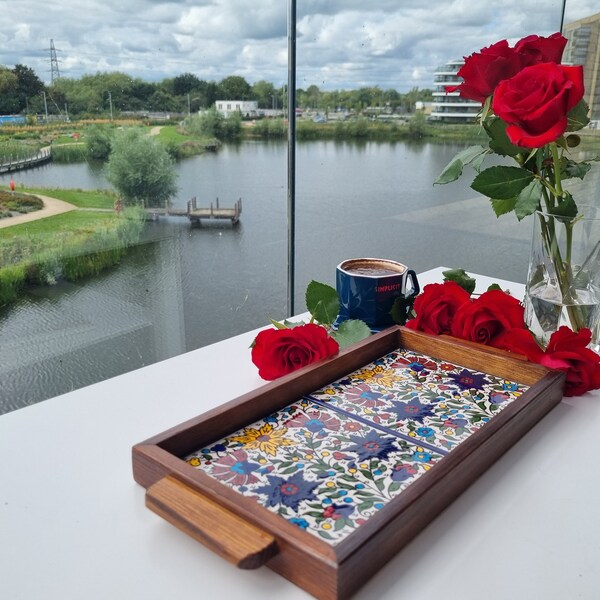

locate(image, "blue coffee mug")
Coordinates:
335 258 420 329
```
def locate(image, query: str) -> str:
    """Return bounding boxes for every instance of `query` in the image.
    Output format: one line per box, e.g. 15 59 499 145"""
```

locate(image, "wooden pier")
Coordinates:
147 197 242 225
0 147 52 174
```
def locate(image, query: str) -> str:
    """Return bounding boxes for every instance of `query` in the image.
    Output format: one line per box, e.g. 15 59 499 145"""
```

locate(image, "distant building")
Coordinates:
564 12 600 121
215 100 258 118
430 60 481 123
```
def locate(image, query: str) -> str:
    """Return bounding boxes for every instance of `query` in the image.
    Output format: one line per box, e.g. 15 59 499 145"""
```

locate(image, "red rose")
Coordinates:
504 327 600 397
251 323 339 380
405 281 471 335
451 289 526 349
514 32 567 67
492 62 585 148
446 40 523 102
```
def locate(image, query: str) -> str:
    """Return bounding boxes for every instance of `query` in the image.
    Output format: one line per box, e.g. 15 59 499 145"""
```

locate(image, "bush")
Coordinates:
106 128 178 208
85 125 114 159
0 264 26 305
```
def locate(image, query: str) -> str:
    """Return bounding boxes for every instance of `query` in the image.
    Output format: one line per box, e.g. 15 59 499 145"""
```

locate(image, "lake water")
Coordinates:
1 139 598 411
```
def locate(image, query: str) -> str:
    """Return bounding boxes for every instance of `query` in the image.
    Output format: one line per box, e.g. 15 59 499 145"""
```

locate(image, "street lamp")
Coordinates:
41 91 49 123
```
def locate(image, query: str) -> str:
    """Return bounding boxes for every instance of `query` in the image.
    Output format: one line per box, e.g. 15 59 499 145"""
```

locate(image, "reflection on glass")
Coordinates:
0 0 598 411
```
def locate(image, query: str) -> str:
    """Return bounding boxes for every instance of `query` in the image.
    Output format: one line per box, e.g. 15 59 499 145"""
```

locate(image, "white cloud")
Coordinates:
0 0 596 91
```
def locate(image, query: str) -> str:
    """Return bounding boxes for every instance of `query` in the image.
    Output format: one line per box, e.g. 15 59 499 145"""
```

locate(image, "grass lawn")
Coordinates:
0 210 121 239
21 187 116 209
155 125 189 144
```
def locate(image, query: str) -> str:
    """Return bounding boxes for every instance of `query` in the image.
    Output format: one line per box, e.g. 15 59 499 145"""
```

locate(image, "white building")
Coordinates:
215 100 258 118
430 60 481 122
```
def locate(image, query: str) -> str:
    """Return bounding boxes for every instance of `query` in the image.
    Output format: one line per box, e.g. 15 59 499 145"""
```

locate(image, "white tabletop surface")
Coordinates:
1 267 599 600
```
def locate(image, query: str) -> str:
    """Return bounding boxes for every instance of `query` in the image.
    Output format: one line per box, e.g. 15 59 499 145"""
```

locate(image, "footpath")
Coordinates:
0 195 77 229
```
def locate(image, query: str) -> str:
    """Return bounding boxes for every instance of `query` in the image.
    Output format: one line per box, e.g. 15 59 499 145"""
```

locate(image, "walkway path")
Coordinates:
0 194 77 229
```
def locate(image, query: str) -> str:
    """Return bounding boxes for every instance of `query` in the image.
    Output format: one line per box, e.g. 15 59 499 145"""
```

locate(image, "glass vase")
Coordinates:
524 206 600 353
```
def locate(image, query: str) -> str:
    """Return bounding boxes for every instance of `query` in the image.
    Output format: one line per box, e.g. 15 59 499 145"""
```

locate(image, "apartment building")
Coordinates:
564 11 600 122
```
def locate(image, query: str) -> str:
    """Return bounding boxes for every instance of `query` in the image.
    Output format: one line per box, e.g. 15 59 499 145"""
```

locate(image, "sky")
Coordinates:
0 0 598 92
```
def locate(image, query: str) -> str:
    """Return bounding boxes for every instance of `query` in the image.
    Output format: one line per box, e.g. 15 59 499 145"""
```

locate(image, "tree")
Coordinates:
251 80 277 108
13 64 44 111
85 125 113 159
106 128 178 208
217 75 252 100
173 73 202 96
0 67 19 114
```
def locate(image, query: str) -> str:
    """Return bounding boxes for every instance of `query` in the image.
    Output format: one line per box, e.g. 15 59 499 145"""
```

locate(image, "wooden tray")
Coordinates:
132 327 565 600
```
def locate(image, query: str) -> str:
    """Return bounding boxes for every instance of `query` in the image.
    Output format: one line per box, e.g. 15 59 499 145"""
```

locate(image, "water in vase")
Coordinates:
525 284 600 353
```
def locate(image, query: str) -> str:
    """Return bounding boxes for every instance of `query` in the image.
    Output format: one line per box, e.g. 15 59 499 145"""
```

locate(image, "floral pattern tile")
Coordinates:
185 398 443 544
309 349 529 452
184 349 529 545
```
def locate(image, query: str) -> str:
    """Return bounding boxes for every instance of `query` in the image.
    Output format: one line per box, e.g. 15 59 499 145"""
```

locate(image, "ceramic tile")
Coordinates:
185 348 528 545
309 349 529 452
185 397 443 545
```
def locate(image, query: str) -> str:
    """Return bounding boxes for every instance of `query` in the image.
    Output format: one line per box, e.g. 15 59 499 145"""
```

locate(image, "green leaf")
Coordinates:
434 145 488 185
549 192 578 220
471 166 535 199
331 319 371 349
484 117 526 157
270 318 290 330
305 280 340 325
442 268 476 294
389 296 416 325
564 159 591 180
566 99 590 132
487 283 502 291
490 197 518 217
514 179 543 221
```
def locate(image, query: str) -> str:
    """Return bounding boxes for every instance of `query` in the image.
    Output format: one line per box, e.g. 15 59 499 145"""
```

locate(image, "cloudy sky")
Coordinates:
1 0 598 91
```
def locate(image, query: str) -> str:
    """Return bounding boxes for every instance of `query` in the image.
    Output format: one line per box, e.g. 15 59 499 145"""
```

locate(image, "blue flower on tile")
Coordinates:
489 392 510 404
290 517 309 529
389 398 435 423
416 427 435 437
503 382 519 392
391 463 418 482
412 451 432 463
345 429 397 461
447 369 488 390
255 472 318 511
323 503 354 520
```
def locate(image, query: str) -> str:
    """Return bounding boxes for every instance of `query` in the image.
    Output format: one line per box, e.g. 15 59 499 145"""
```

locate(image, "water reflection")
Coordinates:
1 139 598 410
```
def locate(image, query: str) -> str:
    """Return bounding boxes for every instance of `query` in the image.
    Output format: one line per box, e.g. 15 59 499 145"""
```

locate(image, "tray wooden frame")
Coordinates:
132 327 565 600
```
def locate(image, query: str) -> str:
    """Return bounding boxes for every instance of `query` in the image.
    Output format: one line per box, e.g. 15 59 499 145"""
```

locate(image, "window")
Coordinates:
1 0 597 412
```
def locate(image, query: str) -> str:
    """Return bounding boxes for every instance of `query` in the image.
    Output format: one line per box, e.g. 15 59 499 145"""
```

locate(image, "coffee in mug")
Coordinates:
335 258 420 329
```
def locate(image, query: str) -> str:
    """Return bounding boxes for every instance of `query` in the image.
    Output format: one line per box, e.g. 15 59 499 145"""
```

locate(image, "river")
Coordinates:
1 139 598 411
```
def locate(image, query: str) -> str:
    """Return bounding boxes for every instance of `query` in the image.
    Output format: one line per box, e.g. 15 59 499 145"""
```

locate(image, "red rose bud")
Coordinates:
492 62 585 148
251 323 339 380
513 32 568 67
505 327 600 397
405 281 471 335
446 39 523 102
451 289 527 350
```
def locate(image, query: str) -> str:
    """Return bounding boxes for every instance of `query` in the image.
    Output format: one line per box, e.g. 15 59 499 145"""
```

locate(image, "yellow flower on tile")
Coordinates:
187 457 200 467
353 365 399 388
229 423 295 456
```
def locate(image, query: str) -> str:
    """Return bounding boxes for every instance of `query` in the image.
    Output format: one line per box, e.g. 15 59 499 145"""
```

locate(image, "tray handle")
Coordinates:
146 476 278 569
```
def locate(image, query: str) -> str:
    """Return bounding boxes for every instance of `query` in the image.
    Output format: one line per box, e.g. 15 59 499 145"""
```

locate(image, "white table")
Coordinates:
1 268 599 600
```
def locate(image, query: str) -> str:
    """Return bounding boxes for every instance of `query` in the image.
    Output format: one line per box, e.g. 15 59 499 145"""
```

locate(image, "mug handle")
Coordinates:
406 269 420 298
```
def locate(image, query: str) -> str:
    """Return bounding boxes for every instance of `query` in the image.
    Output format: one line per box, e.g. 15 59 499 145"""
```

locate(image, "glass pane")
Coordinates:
1 1 598 412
